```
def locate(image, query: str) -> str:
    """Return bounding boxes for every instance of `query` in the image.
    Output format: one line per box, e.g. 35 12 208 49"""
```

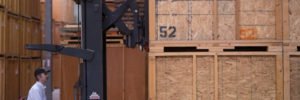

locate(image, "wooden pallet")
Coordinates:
150 40 284 53
149 51 284 100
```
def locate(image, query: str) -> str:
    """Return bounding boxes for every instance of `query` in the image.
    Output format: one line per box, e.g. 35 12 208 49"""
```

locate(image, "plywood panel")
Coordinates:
218 56 276 100
290 56 300 100
192 0 212 15
156 56 193 100
5 59 19 100
152 0 280 41
218 15 235 40
240 0 275 11
196 56 214 100
107 46 124 100
124 48 147 100
191 15 213 40
157 0 188 14
61 55 80 100
156 15 189 40
240 26 276 40
289 0 300 41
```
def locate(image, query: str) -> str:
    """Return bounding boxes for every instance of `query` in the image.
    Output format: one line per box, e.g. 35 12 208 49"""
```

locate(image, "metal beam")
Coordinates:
44 0 52 99
81 0 106 99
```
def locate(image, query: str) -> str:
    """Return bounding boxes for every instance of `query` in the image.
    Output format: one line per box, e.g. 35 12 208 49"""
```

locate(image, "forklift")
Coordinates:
26 0 148 99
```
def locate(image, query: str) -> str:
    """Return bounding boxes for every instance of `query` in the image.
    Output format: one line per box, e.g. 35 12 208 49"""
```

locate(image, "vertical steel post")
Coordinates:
81 0 106 99
44 0 52 99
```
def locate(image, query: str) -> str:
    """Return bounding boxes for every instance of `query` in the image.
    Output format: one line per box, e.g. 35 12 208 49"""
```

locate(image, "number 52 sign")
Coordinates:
159 26 176 38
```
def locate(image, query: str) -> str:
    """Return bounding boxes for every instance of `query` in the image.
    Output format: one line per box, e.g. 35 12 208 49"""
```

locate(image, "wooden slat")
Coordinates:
283 0 289 40
149 55 156 100
276 54 284 100
284 53 290 100
6 14 20 57
275 0 283 40
5 59 19 100
214 54 218 100
0 58 5 100
235 0 240 40
0 10 5 55
193 55 196 100
149 0 155 41
212 0 218 40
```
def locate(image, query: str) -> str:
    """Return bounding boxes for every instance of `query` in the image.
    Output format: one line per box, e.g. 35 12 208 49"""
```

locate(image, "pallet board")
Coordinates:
149 0 282 41
149 52 283 100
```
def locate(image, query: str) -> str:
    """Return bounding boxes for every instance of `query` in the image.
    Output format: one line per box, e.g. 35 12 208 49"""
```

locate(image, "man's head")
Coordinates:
34 68 49 84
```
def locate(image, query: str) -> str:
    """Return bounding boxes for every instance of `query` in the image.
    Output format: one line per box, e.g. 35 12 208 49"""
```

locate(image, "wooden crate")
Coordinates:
0 10 5 56
6 14 20 57
149 52 283 100
283 0 300 41
149 0 283 41
0 58 5 100
6 0 19 14
5 58 20 100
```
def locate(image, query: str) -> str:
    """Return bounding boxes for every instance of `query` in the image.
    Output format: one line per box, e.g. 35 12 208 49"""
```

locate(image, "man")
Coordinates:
27 68 49 100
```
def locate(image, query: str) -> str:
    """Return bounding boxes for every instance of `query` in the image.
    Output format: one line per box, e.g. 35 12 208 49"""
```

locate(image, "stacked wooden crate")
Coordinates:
148 0 299 100
0 0 42 99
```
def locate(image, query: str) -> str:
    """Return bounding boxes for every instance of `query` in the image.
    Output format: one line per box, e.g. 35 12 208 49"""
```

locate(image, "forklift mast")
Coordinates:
26 0 148 99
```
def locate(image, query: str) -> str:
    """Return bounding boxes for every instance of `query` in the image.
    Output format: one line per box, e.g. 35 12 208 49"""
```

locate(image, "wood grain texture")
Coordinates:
156 56 193 100
196 56 214 100
290 56 300 100
5 59 19 100
124 48 147 100
218 56 276 100
289 0 300 41
0 59 5 100
107 46 125 100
